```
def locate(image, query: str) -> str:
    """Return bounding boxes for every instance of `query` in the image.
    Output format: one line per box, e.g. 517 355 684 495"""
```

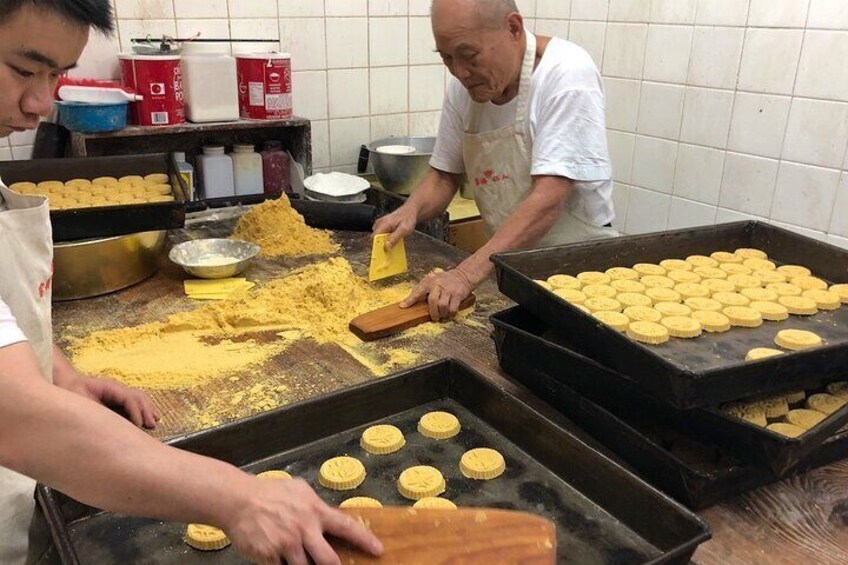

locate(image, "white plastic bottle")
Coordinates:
231 144 264 196
180 42 239 123
172 152 195 200
197 146 235 199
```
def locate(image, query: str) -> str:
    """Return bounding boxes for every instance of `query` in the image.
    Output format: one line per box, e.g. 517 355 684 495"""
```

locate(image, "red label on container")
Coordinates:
120 56 186 127
237 55 292 120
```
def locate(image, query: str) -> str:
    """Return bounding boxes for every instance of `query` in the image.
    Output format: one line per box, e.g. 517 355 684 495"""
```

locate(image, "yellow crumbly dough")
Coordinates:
675 283 710 299
605 267 640 281
413 497 458 509
145 183 173 195
774 329 822 351
711 251 742 263
319 456 366 490
534 280 553 291
654 302 691 317
611 279 646 294
577 271 611 285
667 270 701 284
460 448 506 480
755 270 787 285
727 274 762 291
418 411 461 439
9 181 37 193
777 265 811 278
119 175 145 185
360 425 406 455
802 289 840 310
633 263 667 276
686 255 718 268
693 266 728 280
749 301 789 321
692 310 731 333
660 316 702 338
623 306 662 323
826 382 848 400
702 279 736 294
257 470 292 480
723 306 763 328
685 297 722 312
713 292 750 307
547 274 581 290
340 497 383 509
232 196 340 258
592 311 630 332
185 524 230 551
767 423 806 438
767 283 803 297
741 287 779 302
616 292 653 308
806 393 846 415
398 466 446 500
626 321 669 345
722 403 767 427
553 288 587 304
584 297 622 313
645 287 681 304
791 276 828 291
582 284 618 299
734 248 768 260
743 258 776 271
720 263 752 276
659 259 692 272
830 284 848 304
641 275 675 289
786 409 826 430
777 295 818 315
144 173 169 184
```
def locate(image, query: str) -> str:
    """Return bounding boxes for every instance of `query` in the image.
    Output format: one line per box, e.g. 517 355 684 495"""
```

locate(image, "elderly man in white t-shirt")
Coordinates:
374 0 617 321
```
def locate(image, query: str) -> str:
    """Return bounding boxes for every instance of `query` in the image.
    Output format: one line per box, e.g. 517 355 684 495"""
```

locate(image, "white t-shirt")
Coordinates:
0 182 29 350
430 36 614 227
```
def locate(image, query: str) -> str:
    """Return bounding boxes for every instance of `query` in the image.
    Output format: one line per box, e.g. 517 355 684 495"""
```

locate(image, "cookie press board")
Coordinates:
350 294 477 341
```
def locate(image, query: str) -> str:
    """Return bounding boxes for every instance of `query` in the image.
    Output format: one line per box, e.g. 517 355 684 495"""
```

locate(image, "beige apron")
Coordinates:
462 32 618 248
0 183 54 565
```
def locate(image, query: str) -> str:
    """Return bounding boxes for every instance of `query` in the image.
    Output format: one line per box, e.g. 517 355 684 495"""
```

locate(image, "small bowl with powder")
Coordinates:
169 238 260 279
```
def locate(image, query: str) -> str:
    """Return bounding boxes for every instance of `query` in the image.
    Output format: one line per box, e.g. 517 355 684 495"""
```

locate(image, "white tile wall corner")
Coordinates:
631 136 678 193
828 172 848 237
795 31 848 102
737 29 804 95
643 25 693 84
636 82 684 139
329 117 370 167
716 207 766 225
370 67 409 115
688 27 744 90
328 69 369 119
673 144 725 205
695 0 749 26
748 0 810 28
370 17 408 67
718 153 780 217
603 23 648 79
680 87 734 148
625 186 671 234
668 197 717 230
567 21 605 65
769 220 828 242
727 92 792 159
771 161 841 231
782 98 848 168
229 0 277 19
608 0 651 23
230 19 278 41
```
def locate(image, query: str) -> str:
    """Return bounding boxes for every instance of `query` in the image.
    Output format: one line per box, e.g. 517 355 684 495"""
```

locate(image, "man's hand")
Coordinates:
401 267 474 321
226 477 383 565
64 376 159 429
372 206 418 250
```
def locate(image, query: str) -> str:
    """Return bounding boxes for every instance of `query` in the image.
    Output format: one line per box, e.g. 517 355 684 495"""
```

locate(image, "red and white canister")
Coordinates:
236 52 293 120
119 54 185 127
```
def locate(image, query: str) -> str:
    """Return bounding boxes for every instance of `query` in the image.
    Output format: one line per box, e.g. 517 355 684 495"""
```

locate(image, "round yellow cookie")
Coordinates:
791 276 828 291
611 279 646 294
119 175 145 185
661 316 702 338
802 289 840 310
713 292 750 307
582 284 618 299
574 304 591 314
257 470 292 480
547 274 581 290
777 265 811 278
553 288 587 305
755 270 787 285
722 403 767 427
92 176 118 187
398 466 446 500
340 497 383 509
605 267 639 281
786 409 826 430
318 456 366 491
741 287 779 302
65 178 92 188
641 275 675 289
535 280 553 291
686 255 719 268
577 271 611 285
592 311 630 332
654 302 691 317
185 524 230 551
806 393 846 415
774 329 822 351
723 306 762 328
767 423 806 438
702 279 736 294
693 266 728 280
37 180 64 190
626 321 670 345
720 263 752 276
144 173 169 184
668 270 701 284
413 497 458 510
460 448 506 480
711 251 742 264
361 424 405 455
767 283 802 297
692 310 731 333
825 382 848 400
829 284 848 305
8 181 37 193
418 411 461 439
734 248 768 260
659 259 692 272
685 297 722 312
727 274 762 291
785 391 807 405
623 306 662 323
584 297 622 313
675 283 710 299
616 292 653 308
743 258 776 271
749 301 789 321
145 183 173 195
777 295 818 315
645 287 681 303
633 263 667 276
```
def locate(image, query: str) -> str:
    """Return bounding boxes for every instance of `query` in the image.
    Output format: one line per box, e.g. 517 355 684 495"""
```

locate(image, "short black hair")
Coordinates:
0 0 114 33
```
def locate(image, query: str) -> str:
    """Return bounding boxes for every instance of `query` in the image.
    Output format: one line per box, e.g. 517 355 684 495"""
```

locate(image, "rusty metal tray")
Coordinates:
491 221 848 409
35 360 709 565
492 307 848 477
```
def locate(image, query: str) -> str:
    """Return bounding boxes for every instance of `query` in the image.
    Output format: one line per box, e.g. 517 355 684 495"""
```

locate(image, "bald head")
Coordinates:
432 0 520 29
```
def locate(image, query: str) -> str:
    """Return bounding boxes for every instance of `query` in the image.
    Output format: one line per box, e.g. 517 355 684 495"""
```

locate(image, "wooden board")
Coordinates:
350 294 477 341
335 507 556 564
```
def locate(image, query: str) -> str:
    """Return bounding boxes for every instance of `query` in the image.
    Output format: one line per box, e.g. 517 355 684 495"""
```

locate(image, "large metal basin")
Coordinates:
361 136 435 195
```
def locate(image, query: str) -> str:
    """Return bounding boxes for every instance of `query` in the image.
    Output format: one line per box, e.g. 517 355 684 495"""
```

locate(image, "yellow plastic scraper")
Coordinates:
369 233 407 282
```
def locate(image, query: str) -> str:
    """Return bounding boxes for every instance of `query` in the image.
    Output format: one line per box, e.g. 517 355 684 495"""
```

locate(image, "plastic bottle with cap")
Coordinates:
259 141 291 194
172 152 195 200
197 146 235 199
231 144 264 196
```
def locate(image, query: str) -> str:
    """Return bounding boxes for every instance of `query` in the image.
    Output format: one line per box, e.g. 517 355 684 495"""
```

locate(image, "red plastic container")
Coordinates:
119 54 185 127
236 53 293 120
260 141 291 194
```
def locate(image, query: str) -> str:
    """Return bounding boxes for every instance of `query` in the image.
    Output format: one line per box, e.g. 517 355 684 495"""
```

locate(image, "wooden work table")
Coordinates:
51 219 847 565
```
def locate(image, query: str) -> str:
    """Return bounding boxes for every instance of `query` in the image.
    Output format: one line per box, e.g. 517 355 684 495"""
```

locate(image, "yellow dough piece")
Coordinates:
144 173 169 184
257 470 292 480
641 275 675 289
605 266 640 281
584 297 622 313
592 311 630 332
340 497 383 509
8 181 37 193
37 180 64 190
774 329 822 350
92 176 118 186
754 270 787 285
398 466 446 500
318 456 366 491
786 409 826 430
633 263 667 277
777 265 811 278
701 279 735 294
727 274 762 291
413 497 458 510
119 175 145 185
693 266 728 280
749 301 789 321
829 284 848 304
741 287 779 302
675 283 710 299
711 251 743 264
692 310 731 333
654 302 692 317
460 448 506 480
185 524 231 551
659 259 692 272
735 248 769 260
719 263 753 276
807 393 846 415
667 270 701 284
743 258 776 271
785 391 806 405
577 271 611 285
145 183 173 195
418 411 461 439
582 284 618 299
611 279 646 294
802 289 840 310
645 287 681 303
791 276 828 291
623 306 662 323
534 280 553 291
777 295 818 316
713 292 751 307
745 347 783 361
825 382 848 400
723 306 763 328
616 292 653 308
626 321 670 345
758 396 790 419
767 423 806 438
686 255 719 268
685 297 722 312
547 274 582 290
661 316 702 338
65 178 92 188
767 283 803 297
722 403 767 427
553 288 587 304
361 424 406 455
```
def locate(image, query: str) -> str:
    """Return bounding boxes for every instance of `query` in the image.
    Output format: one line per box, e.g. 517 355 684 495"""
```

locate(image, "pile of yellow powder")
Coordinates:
232 196 340 257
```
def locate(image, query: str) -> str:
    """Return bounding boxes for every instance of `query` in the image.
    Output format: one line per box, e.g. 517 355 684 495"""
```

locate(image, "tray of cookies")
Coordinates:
492 221 848 410
491 306 848 477
34 359 710 565
0 153 189 241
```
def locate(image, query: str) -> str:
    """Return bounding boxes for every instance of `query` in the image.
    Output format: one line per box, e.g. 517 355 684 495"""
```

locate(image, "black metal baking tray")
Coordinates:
491 307 848 477
492 221 848 409
35 360 709 565
0 153 188 242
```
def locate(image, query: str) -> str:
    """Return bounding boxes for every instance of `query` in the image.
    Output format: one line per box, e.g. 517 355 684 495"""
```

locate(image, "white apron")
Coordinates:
0 183 54 565
462 32 618 248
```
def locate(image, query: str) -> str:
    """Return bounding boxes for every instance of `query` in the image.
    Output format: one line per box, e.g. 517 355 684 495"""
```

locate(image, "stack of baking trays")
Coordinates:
491 221 848 510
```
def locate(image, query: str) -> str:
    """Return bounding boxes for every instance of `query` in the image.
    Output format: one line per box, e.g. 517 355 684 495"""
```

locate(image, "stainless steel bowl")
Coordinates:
365 136 436 195
169 238 260 279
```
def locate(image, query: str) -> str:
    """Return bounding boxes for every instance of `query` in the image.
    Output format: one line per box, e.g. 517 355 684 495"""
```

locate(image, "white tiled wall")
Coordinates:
7 0 848 249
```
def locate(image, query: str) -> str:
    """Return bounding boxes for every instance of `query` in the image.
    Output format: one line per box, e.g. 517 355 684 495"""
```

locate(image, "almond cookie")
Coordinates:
605 267 640 281
460 448 506 480
661 316 702 338
825 382 848 400
766 423 806 438
767 283 803 297
185 524 230 551
257 470 292 480
398 466 446 500
786 409 826 430
719 263 753 276
702 279 737 294
413 497 458 509
754 270 787 285
584 297 622 313
777 265 811 278
734 248 768 260
547 274 582 290
418 411 461 439
611 279 646 294
361 424 406 455
675 283 710 299
616 292 653 308
340 497 383 509
711 251 743 264
713 292 751 307
723 306 763 328
626 321 670 345
685 255 719 268
774 329 822 351
553 288 587 305
623 306 663 323
641 275 675 289
654 302 692 317
633 263 667 277
667 270 702 284
692 310 731 333
829 284 848 305
582 284 618 299
645 287 681 303
749 301 789 322
745 347 784 361
659 259 692 272
791 276 828 291
743 258 776 271
727 274 762 291
777 295 818 316
319 456 366 491
685 297 722 312
802 289 840 310
806 393 846 415
577 271 611 286
693 266 728 280
741 287 779 302
592 311 630 332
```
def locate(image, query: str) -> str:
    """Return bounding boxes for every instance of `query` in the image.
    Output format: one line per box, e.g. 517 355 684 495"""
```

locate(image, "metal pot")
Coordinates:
358 136 436 196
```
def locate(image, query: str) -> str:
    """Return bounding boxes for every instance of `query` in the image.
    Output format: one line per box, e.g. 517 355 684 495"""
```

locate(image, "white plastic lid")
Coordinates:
202 146 226 155
232 144 256 152
173 151 186 161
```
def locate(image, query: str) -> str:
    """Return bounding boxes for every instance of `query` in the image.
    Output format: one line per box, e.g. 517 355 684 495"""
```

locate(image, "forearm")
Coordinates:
52 345 80 388
403 167 461 222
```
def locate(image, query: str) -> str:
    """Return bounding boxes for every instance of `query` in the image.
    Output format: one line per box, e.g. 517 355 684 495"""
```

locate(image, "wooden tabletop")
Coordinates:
51 222 848 565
